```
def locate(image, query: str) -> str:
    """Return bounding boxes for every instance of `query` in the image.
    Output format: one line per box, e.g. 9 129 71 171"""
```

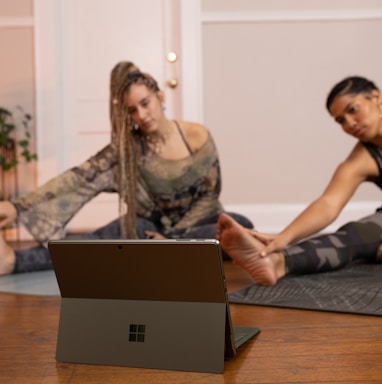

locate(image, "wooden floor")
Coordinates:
1 246 382 383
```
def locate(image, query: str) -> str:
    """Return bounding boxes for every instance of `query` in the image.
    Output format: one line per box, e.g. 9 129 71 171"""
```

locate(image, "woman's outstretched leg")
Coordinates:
0 232 16 275
217 213 285 285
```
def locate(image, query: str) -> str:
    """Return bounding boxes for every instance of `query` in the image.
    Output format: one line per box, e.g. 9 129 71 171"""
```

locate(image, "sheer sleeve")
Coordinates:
13 144 119 244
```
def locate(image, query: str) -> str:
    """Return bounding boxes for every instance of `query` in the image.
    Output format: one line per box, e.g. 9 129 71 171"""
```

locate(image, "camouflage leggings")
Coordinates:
284 208 382 275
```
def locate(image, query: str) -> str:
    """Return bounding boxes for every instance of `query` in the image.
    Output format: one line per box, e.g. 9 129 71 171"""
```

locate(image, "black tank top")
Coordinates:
174 120 193 155
363 142 382 189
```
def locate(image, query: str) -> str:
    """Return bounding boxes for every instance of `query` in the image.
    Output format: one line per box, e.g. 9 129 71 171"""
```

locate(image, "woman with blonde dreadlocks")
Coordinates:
0 61 253 274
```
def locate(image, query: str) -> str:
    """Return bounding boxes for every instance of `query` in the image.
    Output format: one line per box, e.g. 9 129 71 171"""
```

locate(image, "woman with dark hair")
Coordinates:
0 61 253 275
217 75 382 285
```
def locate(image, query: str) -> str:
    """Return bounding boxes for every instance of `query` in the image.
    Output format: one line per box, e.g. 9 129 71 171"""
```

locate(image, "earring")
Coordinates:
162 104 166 113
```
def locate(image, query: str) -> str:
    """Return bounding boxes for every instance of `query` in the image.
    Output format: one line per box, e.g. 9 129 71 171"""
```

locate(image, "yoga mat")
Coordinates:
0 270 60 296
228 262 382 316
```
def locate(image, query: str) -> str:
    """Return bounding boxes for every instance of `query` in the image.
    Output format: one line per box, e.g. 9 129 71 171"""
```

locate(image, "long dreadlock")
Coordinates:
109 61 161 239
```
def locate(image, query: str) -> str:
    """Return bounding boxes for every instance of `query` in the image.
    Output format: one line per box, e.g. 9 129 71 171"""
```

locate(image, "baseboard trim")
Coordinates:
225 201 381 234
6 200 381 241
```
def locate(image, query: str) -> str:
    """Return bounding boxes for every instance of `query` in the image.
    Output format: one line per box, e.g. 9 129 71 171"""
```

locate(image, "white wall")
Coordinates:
2 0 382 238
199 0 382 232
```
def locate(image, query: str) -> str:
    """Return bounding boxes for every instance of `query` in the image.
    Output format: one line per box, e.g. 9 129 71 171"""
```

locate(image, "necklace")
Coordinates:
144 135 164 154
144 122 172 154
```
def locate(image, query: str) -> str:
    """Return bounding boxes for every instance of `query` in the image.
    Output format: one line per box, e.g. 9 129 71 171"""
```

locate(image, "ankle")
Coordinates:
273 251 286 280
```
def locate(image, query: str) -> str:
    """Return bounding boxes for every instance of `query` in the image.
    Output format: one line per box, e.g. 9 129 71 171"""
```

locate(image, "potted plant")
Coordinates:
0 105 37 171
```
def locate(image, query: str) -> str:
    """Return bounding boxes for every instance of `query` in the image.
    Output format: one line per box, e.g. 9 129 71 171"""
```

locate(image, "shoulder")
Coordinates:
320 142 379 208
176 121 210 152
336 141 379 181
347 141 377 163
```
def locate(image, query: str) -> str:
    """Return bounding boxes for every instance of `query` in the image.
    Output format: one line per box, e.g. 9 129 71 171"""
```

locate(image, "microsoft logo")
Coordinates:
129 324 146 342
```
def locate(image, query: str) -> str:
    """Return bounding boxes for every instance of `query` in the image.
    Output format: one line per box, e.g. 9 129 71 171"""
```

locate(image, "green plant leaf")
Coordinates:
0 105 37 171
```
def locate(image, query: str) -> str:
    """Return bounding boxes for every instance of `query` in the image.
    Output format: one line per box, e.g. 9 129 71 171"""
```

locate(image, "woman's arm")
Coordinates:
13 144 119 243
259 142 379 256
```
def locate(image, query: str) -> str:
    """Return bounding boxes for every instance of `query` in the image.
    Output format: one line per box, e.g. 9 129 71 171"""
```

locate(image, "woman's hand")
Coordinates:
0 201 17 229
245 229 275 243
249 230 291 257
144 231 167 240
244 228 277 246
244 228 288 257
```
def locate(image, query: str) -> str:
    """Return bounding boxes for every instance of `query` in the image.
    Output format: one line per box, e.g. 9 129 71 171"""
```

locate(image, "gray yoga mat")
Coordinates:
228 262 382 316
0 270 59 296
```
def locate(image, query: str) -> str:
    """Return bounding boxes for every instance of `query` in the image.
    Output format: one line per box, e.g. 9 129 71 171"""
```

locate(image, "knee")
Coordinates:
339 221 382 242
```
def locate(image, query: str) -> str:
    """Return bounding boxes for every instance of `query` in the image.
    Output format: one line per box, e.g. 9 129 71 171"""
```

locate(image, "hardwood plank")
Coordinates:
0 261 381 383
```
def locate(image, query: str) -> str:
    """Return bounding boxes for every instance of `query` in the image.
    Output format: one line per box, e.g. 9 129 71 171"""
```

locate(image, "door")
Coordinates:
34 0 182 231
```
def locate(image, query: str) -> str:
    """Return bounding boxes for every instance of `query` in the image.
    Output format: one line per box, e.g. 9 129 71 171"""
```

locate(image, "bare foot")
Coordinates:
217 213 285 285
0 233 16 275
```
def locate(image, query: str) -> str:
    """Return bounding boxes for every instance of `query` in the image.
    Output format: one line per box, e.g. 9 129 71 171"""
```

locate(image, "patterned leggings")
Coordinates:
284 208 382 275
13 211 253 273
